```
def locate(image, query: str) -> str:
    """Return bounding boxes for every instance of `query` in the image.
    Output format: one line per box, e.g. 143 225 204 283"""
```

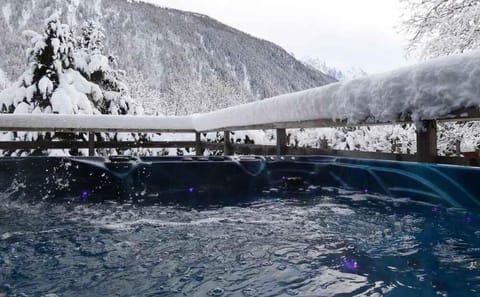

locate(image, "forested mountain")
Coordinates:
0 0 335 115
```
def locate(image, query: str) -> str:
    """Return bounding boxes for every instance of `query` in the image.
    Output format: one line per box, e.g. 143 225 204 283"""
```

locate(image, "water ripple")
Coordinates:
1 188 480 296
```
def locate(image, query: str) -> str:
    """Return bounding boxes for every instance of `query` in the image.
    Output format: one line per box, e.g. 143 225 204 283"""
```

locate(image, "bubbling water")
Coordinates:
0 188 479 297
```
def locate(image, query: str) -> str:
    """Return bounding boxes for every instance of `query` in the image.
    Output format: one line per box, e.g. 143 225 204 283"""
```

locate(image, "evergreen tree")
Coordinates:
73 19 137 116
0 14 142 155
74 19 148 152
78 20 105 53
0 14 101 115
0 15 140 117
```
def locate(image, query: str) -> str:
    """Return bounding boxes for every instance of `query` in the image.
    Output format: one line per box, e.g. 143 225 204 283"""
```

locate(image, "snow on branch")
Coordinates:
401 0 480 59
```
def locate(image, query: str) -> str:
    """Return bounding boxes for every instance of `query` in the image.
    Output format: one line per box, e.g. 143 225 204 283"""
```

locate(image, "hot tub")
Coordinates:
0 156 479 210
1 156 480 296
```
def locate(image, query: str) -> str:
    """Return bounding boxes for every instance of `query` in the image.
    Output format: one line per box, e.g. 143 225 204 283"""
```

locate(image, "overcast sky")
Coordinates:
141 0 412 74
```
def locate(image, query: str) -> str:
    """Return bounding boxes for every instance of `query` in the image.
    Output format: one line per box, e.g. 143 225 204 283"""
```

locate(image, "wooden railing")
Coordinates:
0 108 479 166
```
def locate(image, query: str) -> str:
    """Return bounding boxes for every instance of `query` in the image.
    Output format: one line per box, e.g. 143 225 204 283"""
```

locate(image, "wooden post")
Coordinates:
416 120 437 163
276 128 287 155
455 139 461 156
88 132 95 157
224 131 232 155
320 137 329 150
195 132 203 156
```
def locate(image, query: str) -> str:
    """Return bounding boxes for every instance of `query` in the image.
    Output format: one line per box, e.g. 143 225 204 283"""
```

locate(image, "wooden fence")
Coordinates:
0 107 479 166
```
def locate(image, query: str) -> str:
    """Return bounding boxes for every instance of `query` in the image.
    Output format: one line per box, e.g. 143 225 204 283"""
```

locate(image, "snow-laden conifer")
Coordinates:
0 15 142 155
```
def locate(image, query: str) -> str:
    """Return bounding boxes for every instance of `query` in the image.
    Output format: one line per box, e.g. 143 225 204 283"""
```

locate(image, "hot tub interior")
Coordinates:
0 156 479 210
1 156 480 297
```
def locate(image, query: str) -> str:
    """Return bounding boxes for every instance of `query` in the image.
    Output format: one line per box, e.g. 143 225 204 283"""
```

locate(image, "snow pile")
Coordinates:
193 51 480 131
50 69 102 114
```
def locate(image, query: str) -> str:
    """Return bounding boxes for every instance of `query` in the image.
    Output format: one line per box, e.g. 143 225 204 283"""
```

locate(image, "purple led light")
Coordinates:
465 216 473 224
363 188 368 194
343 259 358 271
79 190 89 203
432 207 439 213
188 187 195 193
281 176 287 180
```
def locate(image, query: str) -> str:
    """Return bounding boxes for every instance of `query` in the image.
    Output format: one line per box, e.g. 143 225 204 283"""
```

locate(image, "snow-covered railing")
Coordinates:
191 51 480 131
0 114 195 133
0 108 478 165
0 52 479 165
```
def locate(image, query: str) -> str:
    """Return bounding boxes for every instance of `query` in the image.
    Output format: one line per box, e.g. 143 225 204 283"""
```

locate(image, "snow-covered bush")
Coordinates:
288 125 416 154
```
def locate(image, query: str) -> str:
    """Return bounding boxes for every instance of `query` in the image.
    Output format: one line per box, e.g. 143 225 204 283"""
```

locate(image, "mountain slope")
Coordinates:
303 58 367 81
0 68 8 90
0 0 336 114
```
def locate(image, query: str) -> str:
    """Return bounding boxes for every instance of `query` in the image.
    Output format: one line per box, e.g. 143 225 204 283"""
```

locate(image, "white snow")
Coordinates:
1 86 26 107
13 102 31 114
38 77 53 98
25 85 36 101
51 87 77 114
0 114 194 132
2 3 12 31
88 54 110 73
51 38 60 54
66 0 81 26
56 69 103 108
93 0 102 16
73 51 89 75
242 64 251 92
303 58 367 81
0 69 10 90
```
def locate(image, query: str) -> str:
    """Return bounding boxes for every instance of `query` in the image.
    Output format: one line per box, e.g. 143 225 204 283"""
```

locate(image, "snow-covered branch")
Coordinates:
401 0 480 59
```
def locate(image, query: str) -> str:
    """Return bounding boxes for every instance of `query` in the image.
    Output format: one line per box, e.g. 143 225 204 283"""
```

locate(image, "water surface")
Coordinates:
1 188 479 296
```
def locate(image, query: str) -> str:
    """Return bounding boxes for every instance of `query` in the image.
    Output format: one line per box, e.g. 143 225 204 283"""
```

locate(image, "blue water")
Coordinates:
1 188 480 297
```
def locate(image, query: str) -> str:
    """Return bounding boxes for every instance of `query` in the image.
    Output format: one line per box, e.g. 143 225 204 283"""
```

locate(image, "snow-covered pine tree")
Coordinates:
78 19 105 53
0 14 102 116
74 19 138 116
0 14 143 155
74 19 150 154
